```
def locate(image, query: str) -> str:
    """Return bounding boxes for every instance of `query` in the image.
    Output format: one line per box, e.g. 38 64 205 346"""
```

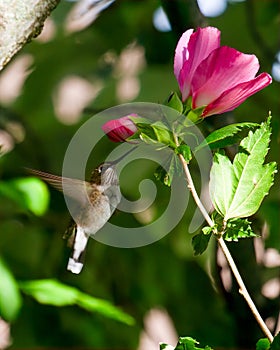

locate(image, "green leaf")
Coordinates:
176 144 192 163
209 151 236 217
0 257 22 321
226 118 277 219
19 279 134 325
271 333 280 350
135 124 158 144
185 107 204 123
202 226 213 235
195 122 259 151
151 121 175 147
210 118 277 220
224 218 257 241
256 338 270 350
128 116 156 143
173 337 213 350
165 92 184 114
154 154 181 186
160 343 175 350
154 165 171 187
130 116 176 147
0 177 49 216
129 116 152 126
75 293 134 325
192 231 212 255
177 337 199 350
19 279 78 306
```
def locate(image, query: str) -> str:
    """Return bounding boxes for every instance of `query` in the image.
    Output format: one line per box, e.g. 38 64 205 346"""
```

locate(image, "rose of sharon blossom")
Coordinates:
102 114 138 142
174 26 272 117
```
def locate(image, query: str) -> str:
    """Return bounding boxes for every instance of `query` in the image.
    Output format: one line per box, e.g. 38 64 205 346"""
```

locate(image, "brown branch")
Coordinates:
0 0 60 71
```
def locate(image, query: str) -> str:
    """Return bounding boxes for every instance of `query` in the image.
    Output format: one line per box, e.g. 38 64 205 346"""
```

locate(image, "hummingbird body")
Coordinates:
29 161 122 274
28 147 136 274
66 165 121 274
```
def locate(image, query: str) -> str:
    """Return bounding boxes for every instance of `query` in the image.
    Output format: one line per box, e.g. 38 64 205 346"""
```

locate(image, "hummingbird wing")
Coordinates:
27 168 92 207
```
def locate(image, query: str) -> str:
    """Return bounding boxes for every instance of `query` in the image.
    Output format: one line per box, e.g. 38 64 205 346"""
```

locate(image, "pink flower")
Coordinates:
102 114 138 142
174 26 272 117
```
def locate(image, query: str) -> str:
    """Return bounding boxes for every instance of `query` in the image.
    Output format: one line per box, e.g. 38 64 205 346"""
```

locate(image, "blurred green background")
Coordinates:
0 0 279 349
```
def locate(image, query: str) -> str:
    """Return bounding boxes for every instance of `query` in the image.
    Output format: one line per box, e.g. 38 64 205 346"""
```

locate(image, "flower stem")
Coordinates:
217 236 274 343
177 153 274 343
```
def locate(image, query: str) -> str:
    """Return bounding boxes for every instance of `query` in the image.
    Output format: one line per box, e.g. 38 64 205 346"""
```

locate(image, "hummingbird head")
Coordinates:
90 162 118 186
90 146 137 185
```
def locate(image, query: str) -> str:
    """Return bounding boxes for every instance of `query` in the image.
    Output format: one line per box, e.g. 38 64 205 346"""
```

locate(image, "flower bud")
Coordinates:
102 114 138 142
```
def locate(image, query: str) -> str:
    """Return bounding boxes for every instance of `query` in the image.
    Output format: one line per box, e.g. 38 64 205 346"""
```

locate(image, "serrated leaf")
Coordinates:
210 119 277 220
176 144 192 163
226 119 277 219
192 232 212 255
271 332 280 350
175 337 213 350
19 279 134 325
0 177 49 216
224 218 257 241
175 337 199 350
160 337 213 350
0 257 22 321
202 226 213 235
195 122 258 151
209 151 236 217
256 338 270 350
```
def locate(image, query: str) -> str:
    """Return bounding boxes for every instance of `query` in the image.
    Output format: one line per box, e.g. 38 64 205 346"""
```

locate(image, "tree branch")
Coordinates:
0 0 60 71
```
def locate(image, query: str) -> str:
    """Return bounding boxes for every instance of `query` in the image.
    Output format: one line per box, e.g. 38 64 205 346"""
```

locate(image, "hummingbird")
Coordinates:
28 147 136 274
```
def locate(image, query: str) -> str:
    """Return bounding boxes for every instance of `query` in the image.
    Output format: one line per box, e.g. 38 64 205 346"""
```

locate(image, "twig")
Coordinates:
217 236 274 342
177 152 274 342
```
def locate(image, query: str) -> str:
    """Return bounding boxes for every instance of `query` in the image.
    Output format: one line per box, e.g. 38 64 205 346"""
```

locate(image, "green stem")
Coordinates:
177 152 274 343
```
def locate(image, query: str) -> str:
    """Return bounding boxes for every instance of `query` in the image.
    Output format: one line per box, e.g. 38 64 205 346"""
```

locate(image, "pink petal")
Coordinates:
192 46 260 108
102 115 138 142
201 73 272 117
178 27 221 101
174 28 193 80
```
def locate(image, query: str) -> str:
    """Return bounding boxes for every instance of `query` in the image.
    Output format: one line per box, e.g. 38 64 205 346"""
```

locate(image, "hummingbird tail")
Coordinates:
67 225 89 274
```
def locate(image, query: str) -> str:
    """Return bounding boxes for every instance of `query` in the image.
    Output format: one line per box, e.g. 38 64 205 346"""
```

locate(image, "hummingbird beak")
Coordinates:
110 146 138 165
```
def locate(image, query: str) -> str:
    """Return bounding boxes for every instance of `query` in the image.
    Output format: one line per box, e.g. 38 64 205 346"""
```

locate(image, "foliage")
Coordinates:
160 336 213 350
0 0 278 349
195 122 259 151
160 333 280 350
0 257 22 321
19 279 134 325
0 177 49 216
209 118 277 220
270 333 280 350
